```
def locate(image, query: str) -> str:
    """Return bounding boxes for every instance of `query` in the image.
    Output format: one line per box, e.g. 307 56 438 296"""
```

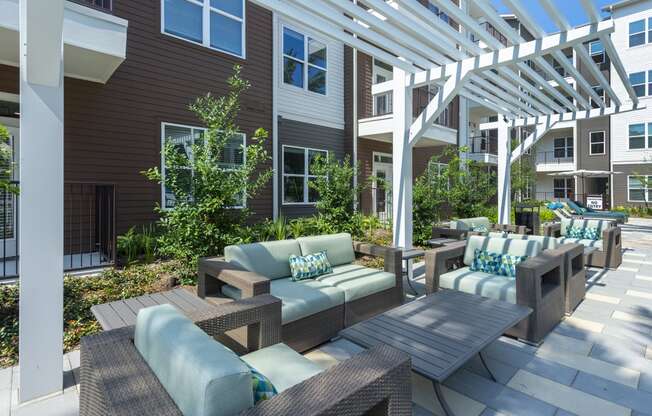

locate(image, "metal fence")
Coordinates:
70 0 112 11
536 151 573 165
468 136 497 155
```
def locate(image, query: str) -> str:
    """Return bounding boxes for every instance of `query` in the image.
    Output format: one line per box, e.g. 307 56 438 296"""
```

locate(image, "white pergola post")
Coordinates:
18 0 65 402
497 115 511 225
392 67 413 248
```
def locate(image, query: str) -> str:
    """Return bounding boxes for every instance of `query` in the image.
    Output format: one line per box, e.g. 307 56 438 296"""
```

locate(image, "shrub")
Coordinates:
116 224 159 265
145 66 272 264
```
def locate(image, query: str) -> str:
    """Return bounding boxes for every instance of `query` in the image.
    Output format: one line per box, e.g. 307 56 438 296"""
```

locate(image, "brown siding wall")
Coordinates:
357 52 373 120
613 165 652 207
0 1 274 236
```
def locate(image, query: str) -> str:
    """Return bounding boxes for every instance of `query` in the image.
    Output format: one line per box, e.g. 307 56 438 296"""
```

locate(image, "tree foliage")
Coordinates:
145 66 272 263
0 124 17 195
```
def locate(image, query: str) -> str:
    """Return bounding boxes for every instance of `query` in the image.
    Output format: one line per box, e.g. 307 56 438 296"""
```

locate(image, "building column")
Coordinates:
18 0 65 402
392 67 413 248
458 97 469 159
497 115 511 225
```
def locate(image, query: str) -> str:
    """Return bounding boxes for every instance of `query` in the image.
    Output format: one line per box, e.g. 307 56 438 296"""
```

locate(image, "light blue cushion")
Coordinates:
289 251 332 281
557 237 603 249
451 217 492 231
297 233 356 267
463 236 542 267
560 218 611 237
221 279 344 324
224 239 302 280
314 264 397 302
495 233 560 250
134 304 253 416
241 343 324 393
439 267 517 303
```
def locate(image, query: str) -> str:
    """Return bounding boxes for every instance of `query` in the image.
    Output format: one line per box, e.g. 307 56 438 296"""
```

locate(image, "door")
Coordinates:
372 159 393 222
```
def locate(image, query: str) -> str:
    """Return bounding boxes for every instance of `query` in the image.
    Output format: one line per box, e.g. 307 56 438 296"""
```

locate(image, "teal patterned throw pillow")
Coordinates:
246 363 277 404
472 225 489 234
498 254 528 278
583 227 600 241
289 251 333 281
470 249 501 274
567 226 585 239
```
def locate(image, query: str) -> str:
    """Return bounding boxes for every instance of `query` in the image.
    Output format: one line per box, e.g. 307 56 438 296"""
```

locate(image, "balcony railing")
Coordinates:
69 0 112 12
468 136 497 155
536 151 573 165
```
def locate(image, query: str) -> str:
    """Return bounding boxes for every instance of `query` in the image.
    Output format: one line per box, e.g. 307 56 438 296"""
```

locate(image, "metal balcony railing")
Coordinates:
468 136 498 155
69 0 112 12
536 151 573 165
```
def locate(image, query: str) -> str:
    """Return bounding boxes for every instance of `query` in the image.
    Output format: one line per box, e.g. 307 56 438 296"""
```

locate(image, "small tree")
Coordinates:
631 171 652 210
413 154 449 244
511 132 536 203
309 154 364 233
444 146 496 218
0 124 17 195
145 66 272 263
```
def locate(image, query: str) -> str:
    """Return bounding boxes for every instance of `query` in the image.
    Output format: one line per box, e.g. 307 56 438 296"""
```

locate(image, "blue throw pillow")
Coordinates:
470 249 501 274
567 226 585 239
246 363 277 404
289 251 333 281
498 254 528 278
472 225 489 234
583 227 600 241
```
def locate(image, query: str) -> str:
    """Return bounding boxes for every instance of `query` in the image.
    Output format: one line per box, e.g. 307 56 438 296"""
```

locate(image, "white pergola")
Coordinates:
252 0 642 248
17 0 643 403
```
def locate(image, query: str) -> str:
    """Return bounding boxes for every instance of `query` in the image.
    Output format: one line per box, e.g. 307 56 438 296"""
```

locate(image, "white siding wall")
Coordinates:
610 0 652 164
275 17 345 130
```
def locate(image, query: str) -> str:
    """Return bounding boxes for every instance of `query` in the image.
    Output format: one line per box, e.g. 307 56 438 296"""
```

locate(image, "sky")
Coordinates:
489 0 615 33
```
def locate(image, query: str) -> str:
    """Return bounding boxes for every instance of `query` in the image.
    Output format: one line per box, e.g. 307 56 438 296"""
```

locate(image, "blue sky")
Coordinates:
490 0 614 33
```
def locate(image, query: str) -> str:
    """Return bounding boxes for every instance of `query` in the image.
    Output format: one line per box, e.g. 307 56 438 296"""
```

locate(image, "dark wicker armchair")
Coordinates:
80 295 412 416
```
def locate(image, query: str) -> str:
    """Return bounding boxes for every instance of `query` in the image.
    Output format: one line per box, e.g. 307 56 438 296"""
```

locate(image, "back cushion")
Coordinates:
452 217 491 231
225 240 302 280
560 218 613 237
297 233 355 266
464 236 542 266
497 233 559 250
135 304 253 416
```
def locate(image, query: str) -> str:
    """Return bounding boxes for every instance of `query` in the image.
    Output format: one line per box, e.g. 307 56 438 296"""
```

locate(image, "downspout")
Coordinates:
272 11 279 220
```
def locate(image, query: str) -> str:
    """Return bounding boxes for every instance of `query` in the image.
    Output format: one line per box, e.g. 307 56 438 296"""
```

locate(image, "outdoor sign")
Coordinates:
586 195 603 210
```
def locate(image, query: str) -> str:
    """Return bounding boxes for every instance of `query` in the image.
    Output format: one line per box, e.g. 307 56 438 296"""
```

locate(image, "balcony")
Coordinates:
466 135 498 164
535 151 574 172
0 0 127 84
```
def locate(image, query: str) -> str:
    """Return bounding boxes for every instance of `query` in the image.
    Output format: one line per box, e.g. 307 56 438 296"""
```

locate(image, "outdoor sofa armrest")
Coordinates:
542 222 561 237
601 225 622 269
515 249 563 309
353 241 403 288
431 226 467 240
198 257 271 299
80 296 284 416
424 242 467 295
240 345 412 416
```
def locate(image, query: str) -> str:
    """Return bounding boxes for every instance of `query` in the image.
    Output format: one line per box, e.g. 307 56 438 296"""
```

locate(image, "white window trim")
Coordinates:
628 122 649 150
161 0 246 59
627 175 652 202
553 136 573 159
160 122 246 210
629 70 650 98
589 131 606 156
281 24 328 96
589 40 605 64
629 18 648 48
281 145 327 205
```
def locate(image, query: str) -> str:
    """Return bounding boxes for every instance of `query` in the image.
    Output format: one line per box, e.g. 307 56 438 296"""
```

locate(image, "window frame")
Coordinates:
281 24 328 96
627 175 652 202
372 58 394 116
588 131 606 156
281 145 328 205
629 71 647 98
553 137 573 159
553 178 574 199
161 0 246 59
589 40 605 64
589 84 605 109
629 122 647 150
629 18 647 48
160 122 246 210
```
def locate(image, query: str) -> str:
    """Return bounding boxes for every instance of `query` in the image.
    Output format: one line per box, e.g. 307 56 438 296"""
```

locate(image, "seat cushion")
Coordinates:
440 267 516 303
220 279 344 324
451 217 491 231
560 218 612 237
314 264 397 302
297 233 356 266
224 240 302 280
241 343 324 393
134 304 253 416
557 237 603 249
463 236 542 267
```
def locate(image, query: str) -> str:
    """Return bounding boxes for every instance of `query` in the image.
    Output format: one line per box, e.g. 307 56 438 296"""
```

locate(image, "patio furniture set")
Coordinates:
82 216 622 416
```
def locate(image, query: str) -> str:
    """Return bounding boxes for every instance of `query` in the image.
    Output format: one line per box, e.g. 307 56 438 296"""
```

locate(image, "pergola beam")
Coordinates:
510 119 558 163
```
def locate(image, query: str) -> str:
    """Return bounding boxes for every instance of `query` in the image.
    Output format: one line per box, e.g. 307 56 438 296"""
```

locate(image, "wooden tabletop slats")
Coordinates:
341 290 531 382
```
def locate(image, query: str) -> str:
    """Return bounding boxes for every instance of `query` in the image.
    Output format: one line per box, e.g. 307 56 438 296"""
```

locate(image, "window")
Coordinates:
426 2 449 24
373 59 393 116
589 131 605 155
162 0 245 58
553 137 573 159
161 123 245 208
630 19 646 47
554 178 574 199
628 176 652 202
282 27 327 95
282 146 327 204
590 85 604 109
629 123 646 149
630 71 647 97
589 41 605 64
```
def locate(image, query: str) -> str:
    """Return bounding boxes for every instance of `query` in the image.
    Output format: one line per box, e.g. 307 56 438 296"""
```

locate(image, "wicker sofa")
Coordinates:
432 217 528 241
198 233 403 352
488 232 586 315
543 218 621 269
424 235 565 344
80 295 412 416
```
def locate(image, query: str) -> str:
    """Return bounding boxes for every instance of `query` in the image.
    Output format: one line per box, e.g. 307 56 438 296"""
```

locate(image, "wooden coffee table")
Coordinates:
340 290 531 416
